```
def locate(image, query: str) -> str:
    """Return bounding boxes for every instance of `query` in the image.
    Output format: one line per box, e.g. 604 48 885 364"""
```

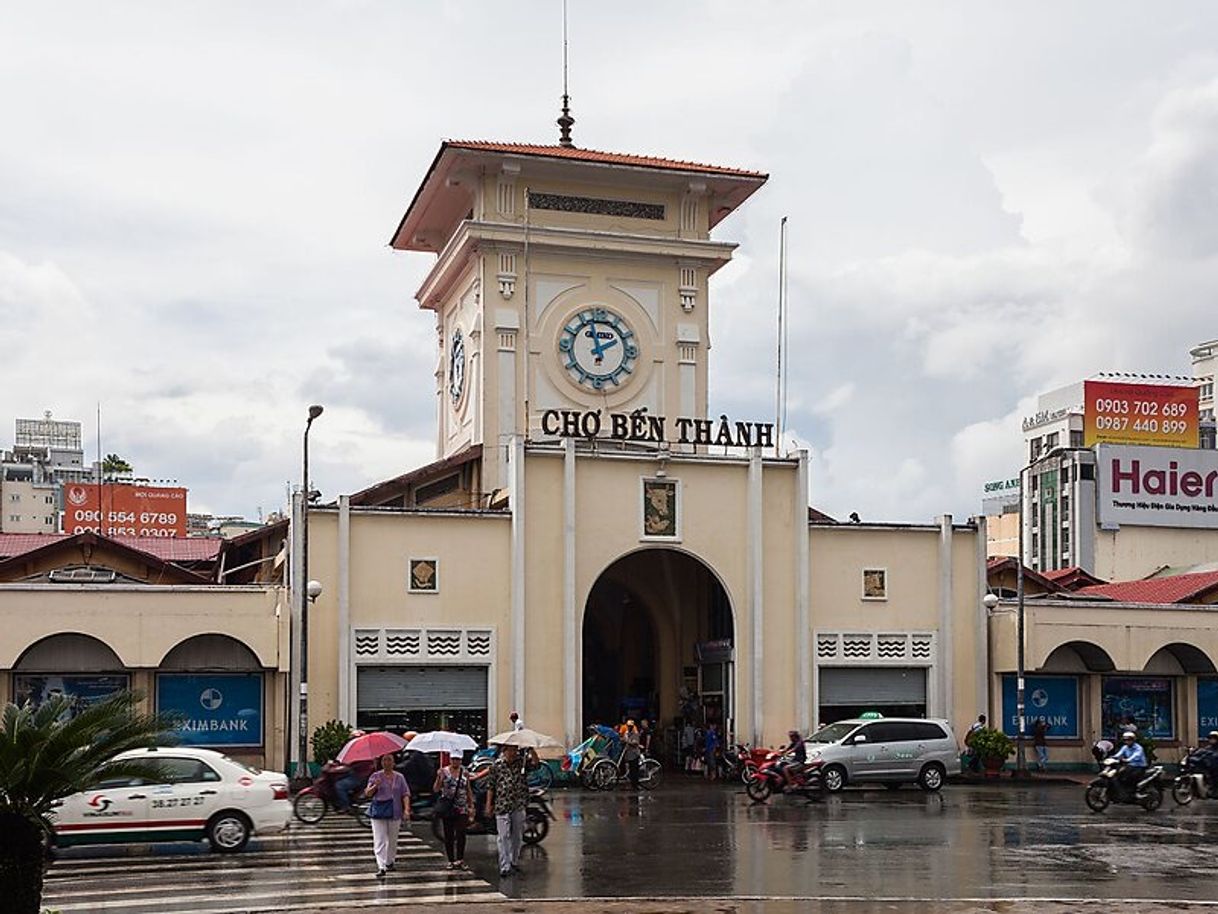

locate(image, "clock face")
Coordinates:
558 307 638 390
449 328 465 404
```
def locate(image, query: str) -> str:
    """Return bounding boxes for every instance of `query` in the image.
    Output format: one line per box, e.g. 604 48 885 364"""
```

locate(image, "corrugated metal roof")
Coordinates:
1074 571 1218 605
0 533 222 562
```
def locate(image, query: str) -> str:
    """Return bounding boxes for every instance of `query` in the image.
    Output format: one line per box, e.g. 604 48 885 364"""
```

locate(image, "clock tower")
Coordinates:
391 140 767 498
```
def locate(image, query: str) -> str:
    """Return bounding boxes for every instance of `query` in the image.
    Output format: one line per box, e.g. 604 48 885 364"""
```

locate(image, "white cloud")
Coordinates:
3 3 1218 523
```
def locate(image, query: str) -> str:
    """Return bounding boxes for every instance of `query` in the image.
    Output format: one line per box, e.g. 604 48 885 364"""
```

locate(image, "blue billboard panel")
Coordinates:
1198 679 1218 736
1001 674 1079 739
13 674 129 718
157 673 263 747
1101 676 1173 739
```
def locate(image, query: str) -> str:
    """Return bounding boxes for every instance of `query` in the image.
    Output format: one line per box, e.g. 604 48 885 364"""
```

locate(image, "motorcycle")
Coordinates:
431 786 555 845
719 743 756 784
1085 758 1164 812
745 751 822 802
294 765 372 826
1172 747 1218 805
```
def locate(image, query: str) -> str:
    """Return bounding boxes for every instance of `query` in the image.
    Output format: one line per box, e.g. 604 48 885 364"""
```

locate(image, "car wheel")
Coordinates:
746 777 772 802
293 790 326 824
208 812 251 853
822 765 847 793
1085 783 1109 813
918 763 946 792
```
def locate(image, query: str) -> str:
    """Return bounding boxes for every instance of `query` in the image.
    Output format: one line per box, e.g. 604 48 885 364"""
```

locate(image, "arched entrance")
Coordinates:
582 549 734 740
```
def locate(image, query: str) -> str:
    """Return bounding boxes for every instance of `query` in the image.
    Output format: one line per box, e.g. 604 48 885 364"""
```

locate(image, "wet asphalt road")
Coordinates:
42 779 1218 911
457 779 1218 903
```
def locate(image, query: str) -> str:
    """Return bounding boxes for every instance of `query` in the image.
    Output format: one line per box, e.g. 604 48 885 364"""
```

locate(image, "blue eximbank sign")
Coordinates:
1001 674 1079 739
156 673 263 747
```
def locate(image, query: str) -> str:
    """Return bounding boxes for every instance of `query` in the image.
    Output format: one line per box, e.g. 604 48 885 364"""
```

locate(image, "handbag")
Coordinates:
368 798 395 819
434 770 462 819
366 773 396 819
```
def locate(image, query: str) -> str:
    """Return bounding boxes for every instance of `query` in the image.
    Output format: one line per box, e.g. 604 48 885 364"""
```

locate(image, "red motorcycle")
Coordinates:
745 751 822 801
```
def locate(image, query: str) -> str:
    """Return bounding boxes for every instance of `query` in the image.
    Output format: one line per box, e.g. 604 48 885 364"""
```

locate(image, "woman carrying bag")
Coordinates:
432 753 476 869
365 753 411 878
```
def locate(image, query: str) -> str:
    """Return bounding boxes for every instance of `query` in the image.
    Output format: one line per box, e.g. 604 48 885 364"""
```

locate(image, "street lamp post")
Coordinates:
298 404 324 780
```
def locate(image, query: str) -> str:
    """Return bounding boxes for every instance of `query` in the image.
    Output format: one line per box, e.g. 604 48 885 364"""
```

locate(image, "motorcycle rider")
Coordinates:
778 729 807 791
1200 730 1218 795
1110 731 1148 799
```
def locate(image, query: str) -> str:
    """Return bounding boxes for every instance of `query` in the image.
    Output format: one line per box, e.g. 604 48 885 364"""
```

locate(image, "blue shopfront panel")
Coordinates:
1001 674 1079 738
1101 676 1173 739
1199 679 1218 735
157 673 263 747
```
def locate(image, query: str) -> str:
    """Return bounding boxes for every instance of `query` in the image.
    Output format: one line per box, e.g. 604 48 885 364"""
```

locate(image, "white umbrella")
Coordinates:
487 727 564 754
405 730 478 755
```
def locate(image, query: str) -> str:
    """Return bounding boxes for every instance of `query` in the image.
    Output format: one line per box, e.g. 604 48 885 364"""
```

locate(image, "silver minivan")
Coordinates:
805 717 961 792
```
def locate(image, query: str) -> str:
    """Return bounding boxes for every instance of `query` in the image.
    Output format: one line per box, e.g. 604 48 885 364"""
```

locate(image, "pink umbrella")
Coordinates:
337 730 408 764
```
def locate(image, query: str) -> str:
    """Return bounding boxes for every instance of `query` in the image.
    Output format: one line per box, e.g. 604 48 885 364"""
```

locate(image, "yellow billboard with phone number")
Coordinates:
1083 379 1199 449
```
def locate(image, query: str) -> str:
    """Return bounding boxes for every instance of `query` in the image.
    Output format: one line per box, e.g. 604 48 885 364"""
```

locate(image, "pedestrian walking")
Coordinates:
622 720 642 790
364 753 411 878
433 754 475 869
964 714 986 773
484 743 528 878
509 710 525 731
703 722 720 780
1032 718 1050 770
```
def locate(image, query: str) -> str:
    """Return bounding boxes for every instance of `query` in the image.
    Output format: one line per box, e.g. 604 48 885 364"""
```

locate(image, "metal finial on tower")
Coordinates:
557 0 575 147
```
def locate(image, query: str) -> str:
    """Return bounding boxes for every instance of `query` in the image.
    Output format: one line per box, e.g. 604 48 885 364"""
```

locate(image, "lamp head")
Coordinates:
306 579 323 602
307 404 324 421
982 593 1000 611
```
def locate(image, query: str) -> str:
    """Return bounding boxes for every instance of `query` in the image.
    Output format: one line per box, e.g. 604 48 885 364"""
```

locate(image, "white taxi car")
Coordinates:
51 746 290 853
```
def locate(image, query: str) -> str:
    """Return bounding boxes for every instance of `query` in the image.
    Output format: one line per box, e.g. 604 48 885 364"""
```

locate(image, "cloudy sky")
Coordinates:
3 2 1216 523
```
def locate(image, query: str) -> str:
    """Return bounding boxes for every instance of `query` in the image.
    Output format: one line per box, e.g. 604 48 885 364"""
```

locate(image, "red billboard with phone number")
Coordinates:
1083 379 1199 449
63 483 187 537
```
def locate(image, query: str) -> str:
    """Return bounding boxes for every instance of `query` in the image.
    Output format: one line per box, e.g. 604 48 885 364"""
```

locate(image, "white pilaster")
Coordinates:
938 514 954 724
337 495 351 722
795 450 811 734
509 436 527 716
748 448 764 746
563 438 578 745
974 514 990 722
288 490 303 773
496 309 520 492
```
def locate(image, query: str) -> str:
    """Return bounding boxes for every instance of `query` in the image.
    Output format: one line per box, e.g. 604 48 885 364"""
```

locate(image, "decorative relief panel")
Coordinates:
352 627 495 664
527 191 664 221
815 632 937 666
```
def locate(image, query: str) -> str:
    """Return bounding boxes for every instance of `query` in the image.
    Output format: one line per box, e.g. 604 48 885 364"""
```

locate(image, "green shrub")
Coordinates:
311 719 353 766
969 727 1014 760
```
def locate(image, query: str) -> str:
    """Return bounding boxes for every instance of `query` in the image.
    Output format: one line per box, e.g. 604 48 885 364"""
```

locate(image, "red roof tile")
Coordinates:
0 533 222 563
445 141 767 179
1073 571 1218 605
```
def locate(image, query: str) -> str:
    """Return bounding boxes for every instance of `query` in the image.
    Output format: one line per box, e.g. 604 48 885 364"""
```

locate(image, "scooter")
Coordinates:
431 786 555 845
1172 747 1218 805
745 752 822 802
1085 758 1164 812
719 743 756 783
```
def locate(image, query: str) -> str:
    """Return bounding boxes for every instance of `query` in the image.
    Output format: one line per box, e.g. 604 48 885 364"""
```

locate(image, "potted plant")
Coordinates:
969 727 1014 775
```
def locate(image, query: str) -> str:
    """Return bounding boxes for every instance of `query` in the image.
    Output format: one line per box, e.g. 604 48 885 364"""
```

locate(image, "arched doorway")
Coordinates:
582 549 733 741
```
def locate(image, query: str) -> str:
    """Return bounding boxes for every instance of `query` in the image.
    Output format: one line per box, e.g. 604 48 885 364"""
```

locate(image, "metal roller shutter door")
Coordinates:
819 668 926 706
357 666 487 711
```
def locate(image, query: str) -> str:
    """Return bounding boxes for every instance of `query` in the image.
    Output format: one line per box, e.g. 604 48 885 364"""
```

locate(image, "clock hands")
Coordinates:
588 323 619 363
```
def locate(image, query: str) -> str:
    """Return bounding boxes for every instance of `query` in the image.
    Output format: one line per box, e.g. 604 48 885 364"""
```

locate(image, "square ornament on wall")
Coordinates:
861 568 888 601
641 477 680 540
409 558 439 593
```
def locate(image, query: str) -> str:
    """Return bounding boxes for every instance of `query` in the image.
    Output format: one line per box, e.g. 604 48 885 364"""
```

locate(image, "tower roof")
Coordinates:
391 140 767 252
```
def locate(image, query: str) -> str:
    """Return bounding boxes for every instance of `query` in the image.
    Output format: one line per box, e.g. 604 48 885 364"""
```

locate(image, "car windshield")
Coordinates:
807 722 859 744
